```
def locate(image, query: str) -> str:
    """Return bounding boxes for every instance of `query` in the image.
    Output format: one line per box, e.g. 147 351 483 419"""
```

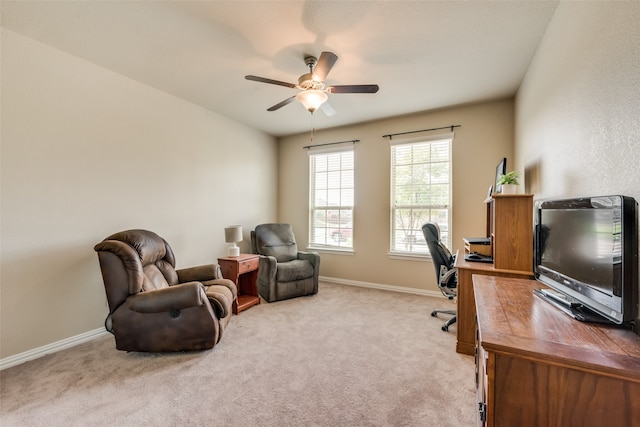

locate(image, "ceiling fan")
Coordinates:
245 51 379 114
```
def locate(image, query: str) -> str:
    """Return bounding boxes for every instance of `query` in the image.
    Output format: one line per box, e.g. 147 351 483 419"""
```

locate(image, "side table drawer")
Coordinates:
238 256 259 274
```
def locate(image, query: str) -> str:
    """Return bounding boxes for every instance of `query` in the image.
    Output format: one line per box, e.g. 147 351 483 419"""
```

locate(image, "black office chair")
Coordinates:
422 222 457 332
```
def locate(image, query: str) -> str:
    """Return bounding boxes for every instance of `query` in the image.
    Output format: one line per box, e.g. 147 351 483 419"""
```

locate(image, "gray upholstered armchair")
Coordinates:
94 229 237 352
251 223 320 302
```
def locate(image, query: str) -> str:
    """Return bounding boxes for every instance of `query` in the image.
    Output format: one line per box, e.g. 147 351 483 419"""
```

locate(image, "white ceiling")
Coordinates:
1 1 559 137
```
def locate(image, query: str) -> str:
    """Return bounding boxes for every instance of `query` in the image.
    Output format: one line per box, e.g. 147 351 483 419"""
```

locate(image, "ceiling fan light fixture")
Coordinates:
296 89 328 113
247 51 379 114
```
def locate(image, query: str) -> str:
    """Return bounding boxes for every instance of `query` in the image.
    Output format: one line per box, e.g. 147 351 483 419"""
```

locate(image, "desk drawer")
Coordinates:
238 257 259 273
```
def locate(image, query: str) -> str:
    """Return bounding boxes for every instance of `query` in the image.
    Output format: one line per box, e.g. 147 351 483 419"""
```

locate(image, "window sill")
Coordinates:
388 252 431 261
307 247 354 256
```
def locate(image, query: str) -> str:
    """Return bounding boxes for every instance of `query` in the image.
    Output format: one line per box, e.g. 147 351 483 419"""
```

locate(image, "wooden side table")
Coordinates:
217 254 260 314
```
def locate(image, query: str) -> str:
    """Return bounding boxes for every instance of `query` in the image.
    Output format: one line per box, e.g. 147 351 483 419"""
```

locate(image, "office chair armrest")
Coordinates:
439 266 457 286
128 282 205 313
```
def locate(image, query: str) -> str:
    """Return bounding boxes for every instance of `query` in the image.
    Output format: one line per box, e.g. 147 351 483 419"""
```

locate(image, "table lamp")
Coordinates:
224 225 243 257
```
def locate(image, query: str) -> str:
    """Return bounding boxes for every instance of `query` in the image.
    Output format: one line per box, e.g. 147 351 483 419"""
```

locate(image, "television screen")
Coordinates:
494 158 506 194
535 195 638 324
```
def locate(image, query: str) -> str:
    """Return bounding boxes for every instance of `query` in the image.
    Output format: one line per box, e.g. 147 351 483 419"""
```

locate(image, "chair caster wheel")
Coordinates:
431 311 438 317
442 325 449 332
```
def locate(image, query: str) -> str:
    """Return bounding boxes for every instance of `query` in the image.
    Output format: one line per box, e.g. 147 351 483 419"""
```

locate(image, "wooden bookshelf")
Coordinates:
490 194 533 272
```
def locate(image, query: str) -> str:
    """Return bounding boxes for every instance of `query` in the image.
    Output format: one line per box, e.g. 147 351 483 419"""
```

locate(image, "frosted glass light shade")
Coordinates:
224 225 243 257
296 90 328 112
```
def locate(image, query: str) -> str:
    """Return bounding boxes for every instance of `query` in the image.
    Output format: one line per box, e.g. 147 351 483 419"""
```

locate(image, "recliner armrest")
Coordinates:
297 251 320 266
202 278 238 300
256 255 278 302
128 282 205 313
258 254 278 270
204 284 235 318
176 264 220 283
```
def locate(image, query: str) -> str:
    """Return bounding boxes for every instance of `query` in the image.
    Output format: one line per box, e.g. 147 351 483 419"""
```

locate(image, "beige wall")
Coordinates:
515 1 640 326
9 0 638 363
516 2 640 201
278 99 514 293
0 29 278 359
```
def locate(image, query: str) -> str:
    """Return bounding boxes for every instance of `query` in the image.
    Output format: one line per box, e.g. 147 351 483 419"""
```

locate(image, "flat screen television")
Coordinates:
535 195 638 325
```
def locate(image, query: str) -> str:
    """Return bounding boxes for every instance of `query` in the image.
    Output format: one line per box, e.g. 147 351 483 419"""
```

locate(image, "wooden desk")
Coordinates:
456 194 535 354
454 257 532 355
474 275 640 427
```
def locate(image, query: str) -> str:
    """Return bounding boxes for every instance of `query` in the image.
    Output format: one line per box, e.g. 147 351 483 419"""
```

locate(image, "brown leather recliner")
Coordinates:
94 229 237 352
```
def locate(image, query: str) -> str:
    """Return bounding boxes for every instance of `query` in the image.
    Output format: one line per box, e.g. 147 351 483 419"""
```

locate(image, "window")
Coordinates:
309 146 354 250
390 133 452 255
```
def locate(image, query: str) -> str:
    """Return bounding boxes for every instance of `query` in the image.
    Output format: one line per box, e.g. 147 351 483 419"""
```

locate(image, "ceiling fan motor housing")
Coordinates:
297 55 325 90
298 73 325 90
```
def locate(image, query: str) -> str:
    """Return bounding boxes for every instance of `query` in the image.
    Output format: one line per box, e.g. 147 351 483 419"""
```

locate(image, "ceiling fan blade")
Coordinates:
312 51 338 81
327 84 380 94
267 96 296 111
320 101 336 117
245 75 296 89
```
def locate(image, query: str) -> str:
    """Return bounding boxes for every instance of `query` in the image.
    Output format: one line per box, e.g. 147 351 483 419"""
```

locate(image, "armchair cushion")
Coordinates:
276 259 314 282
142 264 172 291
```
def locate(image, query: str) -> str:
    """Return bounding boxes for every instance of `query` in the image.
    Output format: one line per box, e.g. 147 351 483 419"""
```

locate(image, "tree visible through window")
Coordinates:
390 134 452 255
309 147 354 250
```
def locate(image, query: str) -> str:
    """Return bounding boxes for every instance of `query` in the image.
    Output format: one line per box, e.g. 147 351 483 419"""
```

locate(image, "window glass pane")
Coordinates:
341 170 354 188
326 189 341 205
315 172 328 190
315 156 327 171
314 188 326 206
341 188 354 206
390 137 452 254
310 149 354 249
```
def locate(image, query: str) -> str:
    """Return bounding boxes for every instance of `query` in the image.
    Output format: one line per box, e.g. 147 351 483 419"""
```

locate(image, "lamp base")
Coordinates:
228 245 240 257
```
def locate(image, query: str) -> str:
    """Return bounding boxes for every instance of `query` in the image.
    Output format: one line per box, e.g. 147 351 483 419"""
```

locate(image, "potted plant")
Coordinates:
497 171 521 194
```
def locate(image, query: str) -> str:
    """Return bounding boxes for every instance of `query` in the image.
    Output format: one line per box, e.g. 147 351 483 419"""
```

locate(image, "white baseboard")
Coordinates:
1 279 443 371
320 276 445 299
0 328 110 371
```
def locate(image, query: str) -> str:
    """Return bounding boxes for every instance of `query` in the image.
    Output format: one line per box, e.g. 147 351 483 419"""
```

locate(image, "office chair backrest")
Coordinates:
422 222 455 283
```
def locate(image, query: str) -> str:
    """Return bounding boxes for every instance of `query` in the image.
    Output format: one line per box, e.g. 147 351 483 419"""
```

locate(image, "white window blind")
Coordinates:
309 146 354 250
390 133 453 255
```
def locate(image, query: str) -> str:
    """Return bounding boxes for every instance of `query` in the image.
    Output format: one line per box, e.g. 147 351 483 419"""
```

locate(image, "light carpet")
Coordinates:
0 282 475 426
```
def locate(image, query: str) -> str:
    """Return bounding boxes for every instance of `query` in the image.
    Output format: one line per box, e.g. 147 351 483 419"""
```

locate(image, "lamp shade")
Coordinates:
296 89 328 113
224 225 243 243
